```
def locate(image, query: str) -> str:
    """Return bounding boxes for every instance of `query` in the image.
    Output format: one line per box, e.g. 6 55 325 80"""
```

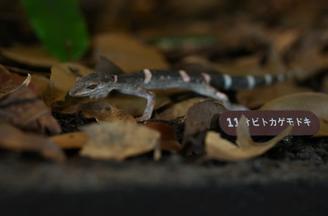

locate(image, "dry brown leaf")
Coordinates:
51 132 88 149
184 100 226 137
286 31 328 80
145 121 181 152
215 55 264 76
260 92 328 136
80 102 136 123
0 66 60 134
237 81 311 109
155 97 206 121
49 63 92 103
0 123 65 162
0 83 61 134
93 33 168 72
0 65 49 101
0 45 59 68
0 65 30 98
268 28 300 54
105 94 170 118
30 74 51 97
205 116 292 161
183 100 226 154
81 121 160 160
50 92 170 119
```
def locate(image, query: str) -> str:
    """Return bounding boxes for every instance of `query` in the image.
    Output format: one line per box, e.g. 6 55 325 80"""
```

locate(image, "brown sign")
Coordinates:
219 110 320 136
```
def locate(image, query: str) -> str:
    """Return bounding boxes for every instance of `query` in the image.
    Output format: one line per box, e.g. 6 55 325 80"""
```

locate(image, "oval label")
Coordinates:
219 110 320 136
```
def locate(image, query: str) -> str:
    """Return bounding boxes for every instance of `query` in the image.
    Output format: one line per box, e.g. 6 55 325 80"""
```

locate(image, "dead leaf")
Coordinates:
183 100 226 154
286 31 328 80
0 123 65 162
92 33 168 72
49 63 92 103
184 100 226 137
145 121 181 152
156 97 206 121
215 55 264 76
0 86 61 134
237 81 311 108
51 132 88 149
0 45 59 68
55 94 170 121
268 28 300 54
81 121 160 160
30 74 51 97
80 102 136 123
105 94 170 118
260 92 328 136
0 65 50 100
0 65 59 134
0 65 30 98
205 116 292 161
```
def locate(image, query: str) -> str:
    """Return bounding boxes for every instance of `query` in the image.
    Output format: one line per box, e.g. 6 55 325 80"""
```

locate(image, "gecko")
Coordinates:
69 57 292 121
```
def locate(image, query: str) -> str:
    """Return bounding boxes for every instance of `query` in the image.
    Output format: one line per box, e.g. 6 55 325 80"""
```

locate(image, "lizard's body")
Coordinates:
69 58 290 121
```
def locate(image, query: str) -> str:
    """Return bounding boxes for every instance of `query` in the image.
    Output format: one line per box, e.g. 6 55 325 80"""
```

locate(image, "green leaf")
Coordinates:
21 0 89 61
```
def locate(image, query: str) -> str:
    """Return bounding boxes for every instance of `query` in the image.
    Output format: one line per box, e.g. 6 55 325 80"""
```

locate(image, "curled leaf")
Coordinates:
183 100 226 154
205 116 292 161
184 100 226 138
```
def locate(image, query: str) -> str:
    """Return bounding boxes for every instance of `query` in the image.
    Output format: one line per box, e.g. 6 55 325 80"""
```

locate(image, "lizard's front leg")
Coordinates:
118 87 155 121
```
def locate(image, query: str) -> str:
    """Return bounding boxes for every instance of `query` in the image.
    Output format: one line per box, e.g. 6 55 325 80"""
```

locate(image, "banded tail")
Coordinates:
209 71 294 91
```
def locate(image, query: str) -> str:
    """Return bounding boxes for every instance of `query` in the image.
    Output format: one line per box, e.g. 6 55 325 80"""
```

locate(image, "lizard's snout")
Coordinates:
69 87 85 97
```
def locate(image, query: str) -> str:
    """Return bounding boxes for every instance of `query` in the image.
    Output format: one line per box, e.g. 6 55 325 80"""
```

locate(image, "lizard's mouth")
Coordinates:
69 88 109 99
69 87 94 97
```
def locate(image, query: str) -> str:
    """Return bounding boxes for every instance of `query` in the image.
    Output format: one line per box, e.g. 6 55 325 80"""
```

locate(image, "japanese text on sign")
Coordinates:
219 111 319 136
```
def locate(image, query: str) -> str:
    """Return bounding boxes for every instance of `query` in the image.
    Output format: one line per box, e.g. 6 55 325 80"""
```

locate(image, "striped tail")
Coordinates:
210 71 294 91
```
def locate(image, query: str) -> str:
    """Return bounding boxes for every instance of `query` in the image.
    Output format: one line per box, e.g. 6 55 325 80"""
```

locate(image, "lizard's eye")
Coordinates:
111 75 117 82
87 84 97 89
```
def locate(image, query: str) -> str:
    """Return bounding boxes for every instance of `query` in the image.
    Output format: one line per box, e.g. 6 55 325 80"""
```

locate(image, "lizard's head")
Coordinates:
69 71 118 99
69 56 124 99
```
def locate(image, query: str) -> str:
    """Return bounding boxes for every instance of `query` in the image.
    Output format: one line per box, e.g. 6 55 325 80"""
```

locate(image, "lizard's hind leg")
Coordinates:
190 84 229 103
190 84 248 110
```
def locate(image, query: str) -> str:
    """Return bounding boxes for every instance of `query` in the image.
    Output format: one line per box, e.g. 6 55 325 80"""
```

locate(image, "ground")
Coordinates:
0 136 327 215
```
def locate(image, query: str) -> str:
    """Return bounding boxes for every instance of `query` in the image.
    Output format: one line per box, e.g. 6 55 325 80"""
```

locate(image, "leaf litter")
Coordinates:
0 2 328 165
